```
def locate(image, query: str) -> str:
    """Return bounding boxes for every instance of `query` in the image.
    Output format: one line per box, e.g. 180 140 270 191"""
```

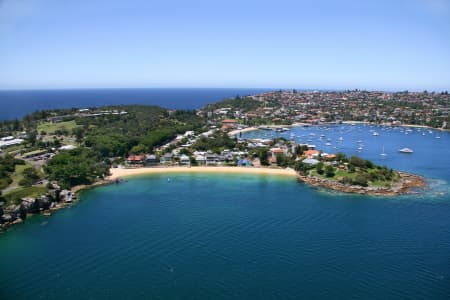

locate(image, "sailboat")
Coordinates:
380 146 387 157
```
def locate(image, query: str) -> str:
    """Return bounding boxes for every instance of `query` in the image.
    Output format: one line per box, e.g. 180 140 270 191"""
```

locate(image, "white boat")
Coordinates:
338 137 344 141
399 148 413 153
358 146 363 151
380 146 387 156
436 136 441 139
325 142 332 146
372 132 379 136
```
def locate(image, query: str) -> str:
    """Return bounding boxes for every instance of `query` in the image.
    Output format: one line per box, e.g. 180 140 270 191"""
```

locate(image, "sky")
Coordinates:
0 0 449 91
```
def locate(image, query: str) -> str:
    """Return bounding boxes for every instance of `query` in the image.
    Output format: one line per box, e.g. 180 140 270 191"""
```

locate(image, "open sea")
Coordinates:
0 88 269 121
0 124 449 299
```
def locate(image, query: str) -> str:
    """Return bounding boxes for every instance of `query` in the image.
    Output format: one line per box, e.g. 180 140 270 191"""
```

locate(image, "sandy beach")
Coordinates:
108 166 298 180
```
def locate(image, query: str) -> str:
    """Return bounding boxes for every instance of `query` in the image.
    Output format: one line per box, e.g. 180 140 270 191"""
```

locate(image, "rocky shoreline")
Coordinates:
0 180 117 232
297 171 426 196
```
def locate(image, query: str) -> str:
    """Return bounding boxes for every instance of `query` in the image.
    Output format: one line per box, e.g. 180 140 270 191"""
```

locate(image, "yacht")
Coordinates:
399 148 414 153
380 146 387 156
372 132 379 136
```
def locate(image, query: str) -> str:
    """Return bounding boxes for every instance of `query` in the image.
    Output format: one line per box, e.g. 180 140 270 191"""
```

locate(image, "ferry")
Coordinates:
399 148 413 153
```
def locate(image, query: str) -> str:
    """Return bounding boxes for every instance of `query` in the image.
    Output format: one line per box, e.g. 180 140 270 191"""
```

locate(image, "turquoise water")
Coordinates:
1 125 449 299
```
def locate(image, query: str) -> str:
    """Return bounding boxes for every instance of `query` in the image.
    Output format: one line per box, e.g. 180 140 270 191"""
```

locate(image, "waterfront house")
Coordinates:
180 154 191 166
237 159 252 166
160 153 173 165
127 155 144 166
206 153 218 165
145 154 158 166
195 154 206 165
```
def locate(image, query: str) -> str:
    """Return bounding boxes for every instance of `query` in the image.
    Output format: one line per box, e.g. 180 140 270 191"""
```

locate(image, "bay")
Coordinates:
0 125 449 299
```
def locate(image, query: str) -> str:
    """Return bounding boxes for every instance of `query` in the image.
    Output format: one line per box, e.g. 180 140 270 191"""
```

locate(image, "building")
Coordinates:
303 149 320 158
127 155 144 166
145 154 158 166
221 119 238 129
160 153 173 165
302 158 320 166
180 154 191 166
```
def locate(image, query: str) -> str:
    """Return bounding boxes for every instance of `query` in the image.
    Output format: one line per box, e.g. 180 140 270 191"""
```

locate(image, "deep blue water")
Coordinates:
0 125 449 299
0 88 269 121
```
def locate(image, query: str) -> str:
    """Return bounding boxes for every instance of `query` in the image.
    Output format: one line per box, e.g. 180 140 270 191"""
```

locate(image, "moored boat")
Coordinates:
399 148 413 153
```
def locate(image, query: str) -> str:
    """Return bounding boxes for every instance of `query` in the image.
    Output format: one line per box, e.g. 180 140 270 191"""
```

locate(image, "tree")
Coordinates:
19 167 40 187
259 149 269 166
45 147 110 188
325 165 335 177
316 162 324 175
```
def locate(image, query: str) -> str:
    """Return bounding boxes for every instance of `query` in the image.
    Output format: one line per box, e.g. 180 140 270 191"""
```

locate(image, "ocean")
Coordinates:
0 125 449 299
0 88 270 121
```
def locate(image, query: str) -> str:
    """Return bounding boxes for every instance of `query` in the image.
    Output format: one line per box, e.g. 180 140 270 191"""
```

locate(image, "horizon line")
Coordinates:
0 86 448 93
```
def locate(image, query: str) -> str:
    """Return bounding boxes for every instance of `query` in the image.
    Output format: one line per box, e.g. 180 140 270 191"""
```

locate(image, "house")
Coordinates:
127 155 144 165
237 159 252 166
221 119 238 129
195 154 206 165
206 153 218 165
145 154 158 166
180 154 191 166
302 158 320 166
160 153 173 165
303 149 320 158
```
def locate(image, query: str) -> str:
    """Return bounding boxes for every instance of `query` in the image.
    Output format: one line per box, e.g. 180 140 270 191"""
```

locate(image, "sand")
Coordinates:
108 166 298 180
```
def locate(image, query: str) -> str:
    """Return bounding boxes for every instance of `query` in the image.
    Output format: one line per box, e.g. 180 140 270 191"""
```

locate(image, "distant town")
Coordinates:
201 90 449 129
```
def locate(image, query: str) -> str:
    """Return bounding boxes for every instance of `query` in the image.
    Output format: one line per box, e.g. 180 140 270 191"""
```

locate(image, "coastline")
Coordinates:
108 166 298 180
229 122 448 137
228 123 310 136
342 121 449 132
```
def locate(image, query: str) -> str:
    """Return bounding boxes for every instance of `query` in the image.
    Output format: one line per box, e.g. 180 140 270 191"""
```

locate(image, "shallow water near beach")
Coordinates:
0 125 449 299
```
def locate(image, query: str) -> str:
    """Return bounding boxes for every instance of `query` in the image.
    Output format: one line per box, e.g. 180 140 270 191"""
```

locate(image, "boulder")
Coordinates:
37 195 51 210
21 198 40 214
1 214 15 223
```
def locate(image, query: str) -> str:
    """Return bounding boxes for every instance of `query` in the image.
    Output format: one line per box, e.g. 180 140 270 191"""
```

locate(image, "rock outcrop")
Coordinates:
298 172 426 196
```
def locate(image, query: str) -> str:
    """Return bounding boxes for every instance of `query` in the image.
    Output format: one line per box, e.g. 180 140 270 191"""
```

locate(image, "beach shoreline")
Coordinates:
107 166 298 180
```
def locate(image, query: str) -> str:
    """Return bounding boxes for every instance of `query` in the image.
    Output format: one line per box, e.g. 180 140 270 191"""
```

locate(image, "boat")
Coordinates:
399 148 413 153
338 137 344 141
325 142 332 146
436 136 441 139
372 132 379 136
380 146 387 156
357 146 363 151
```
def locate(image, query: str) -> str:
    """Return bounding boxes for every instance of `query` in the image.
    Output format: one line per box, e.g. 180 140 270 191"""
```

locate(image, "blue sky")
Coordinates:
1 0 449 91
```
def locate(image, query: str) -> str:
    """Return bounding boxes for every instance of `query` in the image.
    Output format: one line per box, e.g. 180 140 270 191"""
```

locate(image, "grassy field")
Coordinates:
38 120 79 134
9 163 32 188
3 186 48 205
